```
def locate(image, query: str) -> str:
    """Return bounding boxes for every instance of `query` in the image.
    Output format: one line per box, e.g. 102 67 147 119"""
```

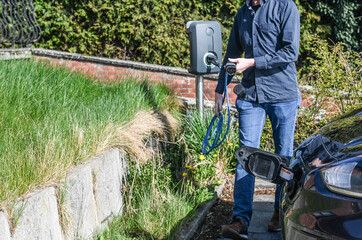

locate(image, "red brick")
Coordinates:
109 70 124 75
68 61 82 67
101 66 116 71
178 88 191 94
183 93 195 98
148 73 165 81
77 66 92 72
86 66 97 71
84 62 96 67
173 85 186 91
300 99 312 108
204 89 215 95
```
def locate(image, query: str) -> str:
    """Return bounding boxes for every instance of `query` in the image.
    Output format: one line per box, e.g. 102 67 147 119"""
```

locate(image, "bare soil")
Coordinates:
191 177 275 240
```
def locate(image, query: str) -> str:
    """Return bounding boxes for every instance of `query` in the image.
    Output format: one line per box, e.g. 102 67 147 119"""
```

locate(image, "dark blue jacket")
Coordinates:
216 0 300 103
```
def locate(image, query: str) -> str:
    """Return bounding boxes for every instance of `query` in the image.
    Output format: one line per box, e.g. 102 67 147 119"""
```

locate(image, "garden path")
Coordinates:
192 177 282 240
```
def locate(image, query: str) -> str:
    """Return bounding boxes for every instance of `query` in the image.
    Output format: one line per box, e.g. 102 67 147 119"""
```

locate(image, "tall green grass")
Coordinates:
181 109 239 179
0 59 176 206
96 161 196 240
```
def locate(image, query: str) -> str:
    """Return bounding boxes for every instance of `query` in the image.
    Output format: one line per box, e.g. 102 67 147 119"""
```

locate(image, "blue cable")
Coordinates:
201 72 231 155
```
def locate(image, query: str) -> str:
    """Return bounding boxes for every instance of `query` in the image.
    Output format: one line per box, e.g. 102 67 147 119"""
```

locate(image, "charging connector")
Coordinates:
206 54 220 67
225 62 236 76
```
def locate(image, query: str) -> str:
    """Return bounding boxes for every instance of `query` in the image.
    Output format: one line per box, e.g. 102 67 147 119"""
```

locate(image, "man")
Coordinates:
215 0 300 239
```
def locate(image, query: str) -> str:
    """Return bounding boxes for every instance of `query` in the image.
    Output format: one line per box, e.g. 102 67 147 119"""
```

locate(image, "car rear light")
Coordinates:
321 161 362 199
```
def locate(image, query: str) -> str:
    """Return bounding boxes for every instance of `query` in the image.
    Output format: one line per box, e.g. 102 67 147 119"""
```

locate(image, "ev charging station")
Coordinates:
186 21 222 117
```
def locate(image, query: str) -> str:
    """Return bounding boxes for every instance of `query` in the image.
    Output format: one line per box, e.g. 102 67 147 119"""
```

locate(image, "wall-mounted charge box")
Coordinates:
186 21 222 75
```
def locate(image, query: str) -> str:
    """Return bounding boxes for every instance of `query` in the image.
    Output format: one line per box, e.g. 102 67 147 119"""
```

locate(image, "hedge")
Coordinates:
34 0 241 68
34 0 361 68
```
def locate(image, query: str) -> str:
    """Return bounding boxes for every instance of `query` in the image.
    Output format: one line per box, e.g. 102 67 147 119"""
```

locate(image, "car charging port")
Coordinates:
236 146 293 184
285 163 303 201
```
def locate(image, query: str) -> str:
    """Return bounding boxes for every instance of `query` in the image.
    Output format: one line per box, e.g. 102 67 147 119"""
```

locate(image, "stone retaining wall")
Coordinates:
0 48 32 60
1 149 126 240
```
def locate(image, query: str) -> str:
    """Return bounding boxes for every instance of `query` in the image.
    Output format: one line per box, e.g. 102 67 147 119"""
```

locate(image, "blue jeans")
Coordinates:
233 99 298 227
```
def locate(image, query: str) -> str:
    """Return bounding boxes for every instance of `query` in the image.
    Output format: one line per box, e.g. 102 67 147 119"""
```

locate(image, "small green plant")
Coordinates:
9 202 26 234
179 109 239 189
57 184 71 236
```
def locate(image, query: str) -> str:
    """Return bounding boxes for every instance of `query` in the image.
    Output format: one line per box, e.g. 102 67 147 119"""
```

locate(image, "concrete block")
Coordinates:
63 164 99 239
11 187 63 240
249 232 282 240
249 195 275 234
255 178 276 189
0 211 11 240
253 194 275 204
89 149 124 226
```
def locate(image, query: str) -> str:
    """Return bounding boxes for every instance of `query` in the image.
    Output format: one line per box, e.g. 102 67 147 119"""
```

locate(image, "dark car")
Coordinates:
236 108 362 240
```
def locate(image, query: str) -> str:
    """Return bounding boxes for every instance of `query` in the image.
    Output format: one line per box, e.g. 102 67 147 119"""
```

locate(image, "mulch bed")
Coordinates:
191 177 275 239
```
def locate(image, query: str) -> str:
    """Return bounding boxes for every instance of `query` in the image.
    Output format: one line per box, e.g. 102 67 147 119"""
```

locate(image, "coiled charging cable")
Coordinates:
201 61 235 155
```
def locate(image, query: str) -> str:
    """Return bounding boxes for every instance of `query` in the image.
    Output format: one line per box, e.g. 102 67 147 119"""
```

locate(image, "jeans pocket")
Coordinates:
235 98 245 111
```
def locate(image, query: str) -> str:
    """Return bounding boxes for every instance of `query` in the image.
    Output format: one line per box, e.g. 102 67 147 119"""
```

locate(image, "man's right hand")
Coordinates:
215 92 223 118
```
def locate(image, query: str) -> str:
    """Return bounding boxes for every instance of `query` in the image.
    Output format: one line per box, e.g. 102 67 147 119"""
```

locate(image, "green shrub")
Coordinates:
33 0 360 68
294 0 331 64
310 0 362 52
299 37 362 114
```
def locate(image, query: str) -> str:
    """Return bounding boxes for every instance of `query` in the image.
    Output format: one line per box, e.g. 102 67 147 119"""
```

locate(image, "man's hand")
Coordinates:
228 58 255 73
215 92 223 118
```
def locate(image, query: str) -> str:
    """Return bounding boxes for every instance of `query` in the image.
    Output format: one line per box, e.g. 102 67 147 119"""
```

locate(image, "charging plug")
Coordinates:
206 54 220 67
225 62 236 75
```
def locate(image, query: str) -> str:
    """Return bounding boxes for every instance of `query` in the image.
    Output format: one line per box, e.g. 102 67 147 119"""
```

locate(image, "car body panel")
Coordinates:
280 108 362 239
282 168 362 240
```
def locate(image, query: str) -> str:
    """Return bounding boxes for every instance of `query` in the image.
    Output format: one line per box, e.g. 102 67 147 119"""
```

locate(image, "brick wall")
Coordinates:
33 49 239 103
32 49 329 111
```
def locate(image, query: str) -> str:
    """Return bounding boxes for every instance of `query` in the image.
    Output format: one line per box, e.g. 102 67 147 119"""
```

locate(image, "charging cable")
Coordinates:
201 58 235 155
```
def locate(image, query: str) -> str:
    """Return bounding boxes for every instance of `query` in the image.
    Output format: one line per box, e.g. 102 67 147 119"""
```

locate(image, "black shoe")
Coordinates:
268 209 281 232
221 217 248 240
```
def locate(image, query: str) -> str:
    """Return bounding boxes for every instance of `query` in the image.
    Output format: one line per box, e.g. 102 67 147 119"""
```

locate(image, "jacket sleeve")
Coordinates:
215 9 244 94
254 1 300 70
